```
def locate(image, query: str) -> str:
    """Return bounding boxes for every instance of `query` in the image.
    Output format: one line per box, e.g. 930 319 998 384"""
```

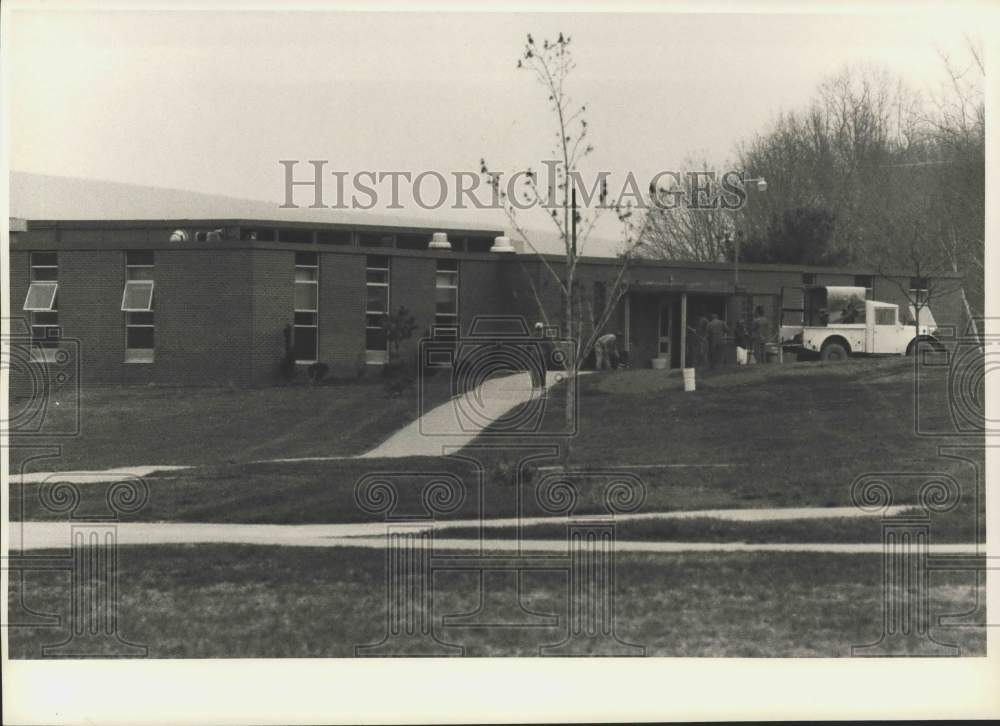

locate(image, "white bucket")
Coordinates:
651 357 668 370
682 367 696 392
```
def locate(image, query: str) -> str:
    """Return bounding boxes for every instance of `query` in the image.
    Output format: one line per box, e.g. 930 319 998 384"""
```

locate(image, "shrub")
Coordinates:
279 324 298 382
307 362 330 385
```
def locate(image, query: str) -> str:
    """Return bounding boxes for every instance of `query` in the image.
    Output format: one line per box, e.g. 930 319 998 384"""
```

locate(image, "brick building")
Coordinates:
8 213 967 389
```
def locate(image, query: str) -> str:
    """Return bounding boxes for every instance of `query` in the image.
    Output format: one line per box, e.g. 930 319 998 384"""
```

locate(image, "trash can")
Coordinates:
682 367 696 392
765 343 780 364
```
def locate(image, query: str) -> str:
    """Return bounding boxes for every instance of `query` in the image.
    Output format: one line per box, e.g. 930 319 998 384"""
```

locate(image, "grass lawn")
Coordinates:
11 356 984 535
10 376 456 471
7 545 985 658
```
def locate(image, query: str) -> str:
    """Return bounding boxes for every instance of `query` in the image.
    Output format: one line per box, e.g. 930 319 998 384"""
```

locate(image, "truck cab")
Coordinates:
784 286 938 361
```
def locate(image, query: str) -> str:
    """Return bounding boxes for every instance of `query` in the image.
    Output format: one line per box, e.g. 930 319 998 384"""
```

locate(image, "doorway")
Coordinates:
657 299 673 362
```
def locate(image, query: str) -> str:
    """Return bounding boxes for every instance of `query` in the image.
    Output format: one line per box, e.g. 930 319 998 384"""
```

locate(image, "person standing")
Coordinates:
751 306 772 364
693 311 710 367
706 313 728 370
594 331 619 370
734 318 751 366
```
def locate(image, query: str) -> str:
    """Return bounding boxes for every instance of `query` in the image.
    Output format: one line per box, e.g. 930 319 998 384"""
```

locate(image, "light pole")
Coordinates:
734 175 767 290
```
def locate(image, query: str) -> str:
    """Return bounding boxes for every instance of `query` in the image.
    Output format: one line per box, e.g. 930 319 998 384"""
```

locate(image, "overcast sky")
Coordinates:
7 6 984 253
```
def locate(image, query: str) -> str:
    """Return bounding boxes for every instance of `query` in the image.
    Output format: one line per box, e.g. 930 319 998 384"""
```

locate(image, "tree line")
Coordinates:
638 40 985 325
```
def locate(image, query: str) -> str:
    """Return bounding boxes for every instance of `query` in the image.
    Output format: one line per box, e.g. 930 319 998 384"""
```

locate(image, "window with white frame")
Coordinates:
434 259 459 337
24 252 60 360
294 252 319 363
123 251 155 362
365 255 390 363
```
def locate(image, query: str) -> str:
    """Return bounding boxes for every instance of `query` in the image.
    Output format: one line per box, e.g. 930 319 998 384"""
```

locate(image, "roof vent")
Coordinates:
428 232 451 250
490 235 516 253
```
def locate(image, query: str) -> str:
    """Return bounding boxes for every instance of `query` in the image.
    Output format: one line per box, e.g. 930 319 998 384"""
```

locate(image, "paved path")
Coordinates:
9 504 940 551
360 370 567 458
13 465 192 484
8 522 982 554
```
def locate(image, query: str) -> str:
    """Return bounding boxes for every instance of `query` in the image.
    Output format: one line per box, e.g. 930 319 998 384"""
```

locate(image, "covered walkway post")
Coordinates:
680 292 687 369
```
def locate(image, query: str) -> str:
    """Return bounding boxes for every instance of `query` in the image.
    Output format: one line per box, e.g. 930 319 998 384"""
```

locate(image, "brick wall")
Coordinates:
319 251 367 377
8 227 971 388
139 249 254 385
389 255 436 360
458 258 511 335
250 250 294 383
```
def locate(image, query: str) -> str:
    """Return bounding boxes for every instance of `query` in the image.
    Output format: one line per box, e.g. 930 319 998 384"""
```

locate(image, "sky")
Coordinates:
6 5 986 254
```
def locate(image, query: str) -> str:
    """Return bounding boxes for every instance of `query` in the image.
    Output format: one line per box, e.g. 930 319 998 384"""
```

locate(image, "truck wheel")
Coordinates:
820 342 848 362
907 338 942 356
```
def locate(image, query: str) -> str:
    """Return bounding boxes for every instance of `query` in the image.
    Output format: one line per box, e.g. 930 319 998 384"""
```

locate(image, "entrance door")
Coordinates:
658 298 673 363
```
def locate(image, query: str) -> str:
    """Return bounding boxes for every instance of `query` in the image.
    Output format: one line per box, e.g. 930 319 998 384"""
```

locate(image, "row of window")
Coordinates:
24 251 464 366
289 253 462 365
23 252 156 362
239 227 496 252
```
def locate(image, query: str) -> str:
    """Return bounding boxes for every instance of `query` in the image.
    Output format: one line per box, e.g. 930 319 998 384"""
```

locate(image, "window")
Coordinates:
294 252 319 363
280 228 313 244
359 233 395 249
316 229 352 246
122 251 155 312
875 308 896 326
240 228 276 241
23 282 58 311
25 253 60 360
802 273 816 285
466 236 494 253
854 275 874 299
909 277 929 304
366 255 390 363
124 251 155 362
397 234 428 251
435 259 459 336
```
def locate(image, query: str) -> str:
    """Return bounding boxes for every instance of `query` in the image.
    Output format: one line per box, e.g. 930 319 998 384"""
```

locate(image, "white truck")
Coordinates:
781 285 940 361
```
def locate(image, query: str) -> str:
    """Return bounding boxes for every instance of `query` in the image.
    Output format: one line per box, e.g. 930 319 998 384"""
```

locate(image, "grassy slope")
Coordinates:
11 377 455 470
10 357 985 532
7 545 984 658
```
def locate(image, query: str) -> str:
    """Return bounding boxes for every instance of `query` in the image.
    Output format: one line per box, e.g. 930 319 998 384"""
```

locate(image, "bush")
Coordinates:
382 356 416 397
307 362 330 385
279 350 297 382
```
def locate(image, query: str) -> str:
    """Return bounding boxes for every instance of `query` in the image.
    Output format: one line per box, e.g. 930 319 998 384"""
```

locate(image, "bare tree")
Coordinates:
926 36 985 341
481 33 648 453
637 159 736 262
868 185 965 347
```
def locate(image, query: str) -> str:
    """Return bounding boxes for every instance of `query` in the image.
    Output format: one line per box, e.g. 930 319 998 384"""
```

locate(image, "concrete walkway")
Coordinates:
13 465 192 484
8 521 982 554
9 504 933 551
360 370 567 458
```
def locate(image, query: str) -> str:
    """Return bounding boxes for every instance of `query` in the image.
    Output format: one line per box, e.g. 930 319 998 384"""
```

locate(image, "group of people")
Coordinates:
689 306 773 369
527 305 775 390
